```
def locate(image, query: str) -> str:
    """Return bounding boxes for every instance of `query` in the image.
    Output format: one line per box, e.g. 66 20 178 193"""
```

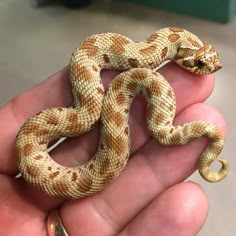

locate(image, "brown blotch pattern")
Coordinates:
98 158 111 176
168 34 180 43
104 133 115 151
126 81 138 92
67 113 78 124
46 114 59 125
97 87 104 94
150 81 162 96
76 176 93 193
167 89 174 98
107 106 124 127
187 37 201 48
22 123 38 135
92 65 99 72
130 69 149 80
169 104 174 111
110 35 130 54
34 155 43 160
23 143 33 156
103 54 110 64
52 181 69 194
148 62 157 68
114 78 124 91
49 171 60 179
88 163 94 170
113 35 130 44
86 45 99 58
189 124 203 135
85 97 100 115
26 164 41 177
146 33 159 43
139 45 157 56
78 66 93 81
116 93 126 105
128 58 139 68
157 129 166 140
169 27 184 33
79 37 99 58
124 127 129 135
114 136 126 156
99 141 104 150
34 128 49 136
80 37 97 48
146 82 160 98
71 172 78 182
155 113 165 125
66 113 80 131
161 47 168 59
124 108 129 113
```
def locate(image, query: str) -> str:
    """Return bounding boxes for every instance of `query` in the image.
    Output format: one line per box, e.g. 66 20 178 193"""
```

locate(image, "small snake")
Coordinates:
16 27 228 199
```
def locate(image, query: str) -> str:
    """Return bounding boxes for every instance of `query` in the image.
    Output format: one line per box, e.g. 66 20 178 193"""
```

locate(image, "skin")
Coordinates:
0 62 225 235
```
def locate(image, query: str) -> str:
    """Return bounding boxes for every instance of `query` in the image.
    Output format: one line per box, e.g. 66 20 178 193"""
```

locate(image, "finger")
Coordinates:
0 175 48 235
0 62 214 174
59 103 225 235
0 67 116 174
160 63 215 113
119 182 208 236
0 67 70 174
48 62 215 167
13 63 215 207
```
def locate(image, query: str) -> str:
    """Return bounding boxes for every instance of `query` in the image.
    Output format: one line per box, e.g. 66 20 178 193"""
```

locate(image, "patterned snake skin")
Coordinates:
16 27 228 198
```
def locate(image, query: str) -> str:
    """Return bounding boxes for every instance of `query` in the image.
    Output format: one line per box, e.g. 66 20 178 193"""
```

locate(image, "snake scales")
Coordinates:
16 27 228 199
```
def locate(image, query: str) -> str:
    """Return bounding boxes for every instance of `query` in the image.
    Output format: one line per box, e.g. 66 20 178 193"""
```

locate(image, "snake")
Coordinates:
16 27 229 199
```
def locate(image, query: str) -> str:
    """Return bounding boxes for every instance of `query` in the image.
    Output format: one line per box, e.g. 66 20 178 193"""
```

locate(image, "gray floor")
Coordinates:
0 0 235 235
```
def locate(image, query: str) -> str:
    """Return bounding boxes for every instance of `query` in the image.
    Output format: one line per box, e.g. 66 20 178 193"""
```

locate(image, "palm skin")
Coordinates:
0 62 225 235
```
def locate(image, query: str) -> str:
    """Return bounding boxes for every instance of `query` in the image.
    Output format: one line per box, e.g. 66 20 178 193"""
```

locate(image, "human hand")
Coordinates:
0 62 225 235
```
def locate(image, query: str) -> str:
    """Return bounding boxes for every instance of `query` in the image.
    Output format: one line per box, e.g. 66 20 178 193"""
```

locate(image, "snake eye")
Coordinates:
195 59 205 68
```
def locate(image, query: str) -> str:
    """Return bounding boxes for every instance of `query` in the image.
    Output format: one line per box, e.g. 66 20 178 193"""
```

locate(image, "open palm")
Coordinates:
0 62 225 235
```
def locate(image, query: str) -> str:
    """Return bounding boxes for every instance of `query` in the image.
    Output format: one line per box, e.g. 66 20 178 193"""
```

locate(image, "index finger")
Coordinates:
0 67 70 175
0 63 214 175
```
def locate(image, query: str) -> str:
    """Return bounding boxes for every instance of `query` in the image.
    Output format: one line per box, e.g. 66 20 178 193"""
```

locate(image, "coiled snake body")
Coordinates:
16 27 228 198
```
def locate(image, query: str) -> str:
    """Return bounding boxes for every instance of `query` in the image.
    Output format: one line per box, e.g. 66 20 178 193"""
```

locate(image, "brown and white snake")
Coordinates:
16 27 229 199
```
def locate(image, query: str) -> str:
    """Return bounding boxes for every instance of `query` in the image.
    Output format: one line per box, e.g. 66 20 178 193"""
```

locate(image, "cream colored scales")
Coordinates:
16 27 228 199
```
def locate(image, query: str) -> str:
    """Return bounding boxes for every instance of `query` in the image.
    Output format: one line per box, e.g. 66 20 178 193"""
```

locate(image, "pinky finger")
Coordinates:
119 182 208 236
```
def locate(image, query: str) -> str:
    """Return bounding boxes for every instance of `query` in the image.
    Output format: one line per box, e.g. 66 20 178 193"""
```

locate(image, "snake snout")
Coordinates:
211 62 222 73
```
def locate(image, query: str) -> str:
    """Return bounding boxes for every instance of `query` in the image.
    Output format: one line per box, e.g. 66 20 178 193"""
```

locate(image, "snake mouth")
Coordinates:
212 63 222 73
197 62 222 75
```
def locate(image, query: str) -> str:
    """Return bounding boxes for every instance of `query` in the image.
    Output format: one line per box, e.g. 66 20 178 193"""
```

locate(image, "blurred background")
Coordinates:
0 0 235 235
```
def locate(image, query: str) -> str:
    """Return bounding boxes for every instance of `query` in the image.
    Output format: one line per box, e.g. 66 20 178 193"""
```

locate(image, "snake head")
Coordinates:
175 42 222 75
